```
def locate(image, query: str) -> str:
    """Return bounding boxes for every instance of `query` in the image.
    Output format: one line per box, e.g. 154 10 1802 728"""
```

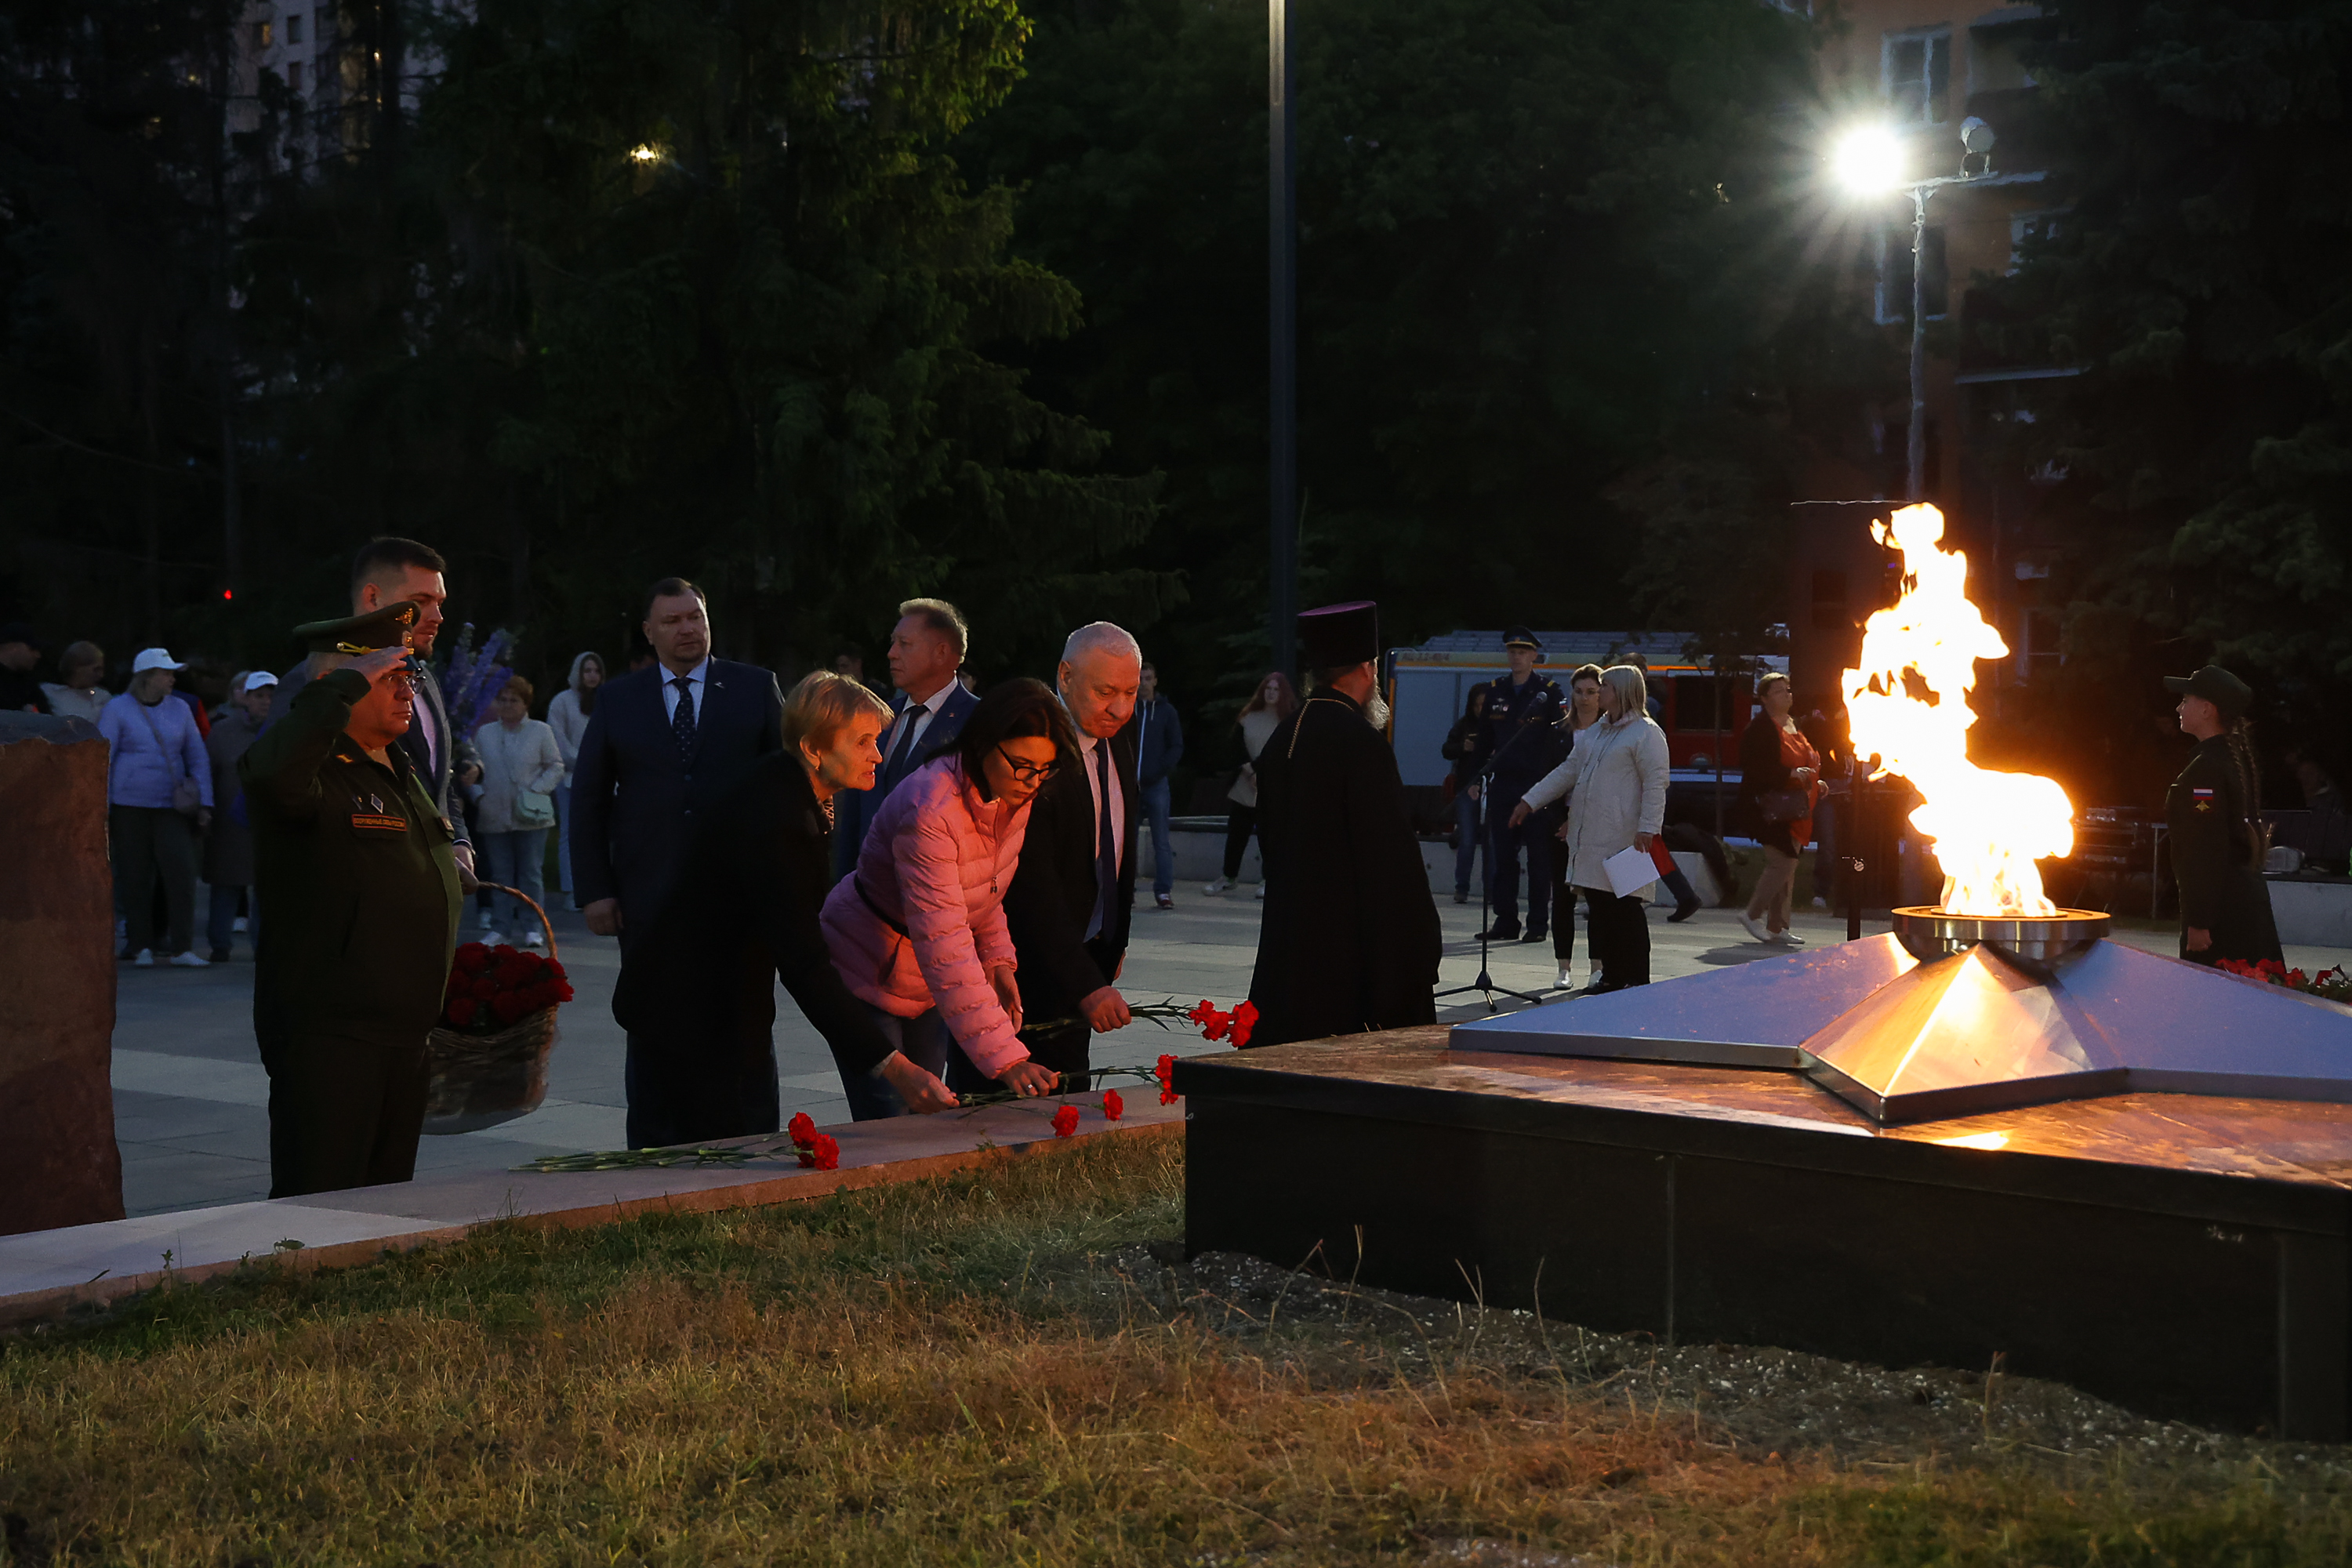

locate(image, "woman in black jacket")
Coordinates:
1735 673 1820 946
612 671 959 1146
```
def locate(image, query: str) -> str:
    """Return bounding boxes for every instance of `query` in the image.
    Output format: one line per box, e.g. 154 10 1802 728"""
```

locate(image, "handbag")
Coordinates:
1756 786 1810 824
135 699 203 816
514 789 556 829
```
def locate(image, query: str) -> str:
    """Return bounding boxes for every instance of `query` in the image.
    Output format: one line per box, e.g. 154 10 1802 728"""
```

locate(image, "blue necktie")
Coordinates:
670 677 696 760
1089 739 1116 940
887 702 929 786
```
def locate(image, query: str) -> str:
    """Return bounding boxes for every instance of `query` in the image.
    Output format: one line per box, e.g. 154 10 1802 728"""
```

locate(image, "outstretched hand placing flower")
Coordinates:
516 995 1253 1172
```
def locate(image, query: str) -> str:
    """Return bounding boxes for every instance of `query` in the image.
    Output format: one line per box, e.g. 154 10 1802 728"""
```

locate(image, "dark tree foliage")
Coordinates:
1973 0 2352 794
955 0 1827 724
0 0 245 647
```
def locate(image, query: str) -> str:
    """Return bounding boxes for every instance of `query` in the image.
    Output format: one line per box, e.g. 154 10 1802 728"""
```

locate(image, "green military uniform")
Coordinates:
2161 665 2282 969
239 605 462 1197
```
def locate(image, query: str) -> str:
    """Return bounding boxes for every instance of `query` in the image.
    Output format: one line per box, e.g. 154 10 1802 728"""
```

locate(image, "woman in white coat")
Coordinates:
1555 664 1669 991
473 675 566 946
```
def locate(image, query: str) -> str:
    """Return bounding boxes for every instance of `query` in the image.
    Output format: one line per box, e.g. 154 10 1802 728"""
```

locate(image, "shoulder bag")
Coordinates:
497 726 557 829
135 699 203 816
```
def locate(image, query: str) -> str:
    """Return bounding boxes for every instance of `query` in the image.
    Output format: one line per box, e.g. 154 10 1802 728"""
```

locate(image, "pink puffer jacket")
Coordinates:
819 753 1033 1077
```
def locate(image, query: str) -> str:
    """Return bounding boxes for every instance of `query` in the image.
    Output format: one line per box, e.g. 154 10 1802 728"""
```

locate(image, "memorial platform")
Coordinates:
1178 1028 2352 1439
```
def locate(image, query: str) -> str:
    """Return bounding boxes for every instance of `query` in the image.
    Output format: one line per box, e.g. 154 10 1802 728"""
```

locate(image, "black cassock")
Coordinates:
1246 691 1443 1047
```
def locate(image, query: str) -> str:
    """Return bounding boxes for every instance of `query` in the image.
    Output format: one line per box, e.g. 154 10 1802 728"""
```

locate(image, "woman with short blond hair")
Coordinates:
612 670 926 1145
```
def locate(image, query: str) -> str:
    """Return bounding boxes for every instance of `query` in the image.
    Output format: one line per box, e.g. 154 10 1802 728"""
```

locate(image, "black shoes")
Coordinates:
1668 898 1702 923
1454 888 1468 905
1478 922 1522 942
1520 927 1548 943
209 947 231 964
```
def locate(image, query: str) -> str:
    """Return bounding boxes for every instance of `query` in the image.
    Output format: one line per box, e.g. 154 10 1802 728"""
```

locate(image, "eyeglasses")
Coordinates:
993 744 1061 784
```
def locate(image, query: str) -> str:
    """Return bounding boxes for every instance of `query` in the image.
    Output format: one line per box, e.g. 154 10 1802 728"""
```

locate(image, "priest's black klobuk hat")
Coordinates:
292 602 419 656
1298 601 1379 671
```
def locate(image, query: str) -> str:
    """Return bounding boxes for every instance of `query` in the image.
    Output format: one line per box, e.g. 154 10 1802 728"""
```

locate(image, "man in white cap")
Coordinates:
203 670 278 961
98 648 214 965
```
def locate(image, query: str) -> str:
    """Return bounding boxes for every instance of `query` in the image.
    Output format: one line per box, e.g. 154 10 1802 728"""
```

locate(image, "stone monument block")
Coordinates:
0 712 123 1233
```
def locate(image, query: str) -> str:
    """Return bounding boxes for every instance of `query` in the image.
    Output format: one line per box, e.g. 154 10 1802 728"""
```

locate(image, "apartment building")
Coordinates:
1789 2 2067 705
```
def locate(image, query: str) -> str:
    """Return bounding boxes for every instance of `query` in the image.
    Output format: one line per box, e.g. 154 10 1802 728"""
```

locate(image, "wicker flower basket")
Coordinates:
423 884 563 1135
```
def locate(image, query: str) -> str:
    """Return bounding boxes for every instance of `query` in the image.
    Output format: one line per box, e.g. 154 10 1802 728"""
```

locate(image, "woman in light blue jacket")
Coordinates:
98 649 214 966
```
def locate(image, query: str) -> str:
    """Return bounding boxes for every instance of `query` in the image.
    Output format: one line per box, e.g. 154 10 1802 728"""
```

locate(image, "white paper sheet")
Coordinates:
1601 844 1658 899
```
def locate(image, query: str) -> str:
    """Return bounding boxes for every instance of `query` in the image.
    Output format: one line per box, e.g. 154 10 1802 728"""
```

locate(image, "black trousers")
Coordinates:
1486 793 1552 931
1223 805 1259 879
626 1029 780 1149
265 1032 429 1199
1580 886 1652 987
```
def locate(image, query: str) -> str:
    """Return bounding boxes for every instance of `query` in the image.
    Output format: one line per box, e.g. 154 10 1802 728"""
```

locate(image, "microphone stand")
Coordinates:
1434 716 1560 1012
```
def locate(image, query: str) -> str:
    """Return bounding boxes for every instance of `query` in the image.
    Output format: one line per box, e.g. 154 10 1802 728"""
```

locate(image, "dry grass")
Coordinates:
3 1134 2350 1566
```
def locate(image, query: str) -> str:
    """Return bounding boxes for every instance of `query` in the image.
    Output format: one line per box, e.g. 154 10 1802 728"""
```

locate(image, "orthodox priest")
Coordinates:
1244 601 1442 1047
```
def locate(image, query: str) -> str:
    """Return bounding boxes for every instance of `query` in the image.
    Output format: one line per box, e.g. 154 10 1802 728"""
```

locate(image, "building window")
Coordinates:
256 19 272 48
288 11 303 42
1884 28 1952 125
316 7 333 38
2008 211 2060 273
288 59 303 90
1876 225 1949 324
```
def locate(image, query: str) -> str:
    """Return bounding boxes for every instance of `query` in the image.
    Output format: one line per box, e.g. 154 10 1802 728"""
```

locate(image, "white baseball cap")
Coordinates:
131 648 186 674
242 670 279 693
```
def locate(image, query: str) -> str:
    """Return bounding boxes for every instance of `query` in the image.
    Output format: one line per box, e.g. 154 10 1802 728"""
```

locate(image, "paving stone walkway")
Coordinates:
108 879 2348 1218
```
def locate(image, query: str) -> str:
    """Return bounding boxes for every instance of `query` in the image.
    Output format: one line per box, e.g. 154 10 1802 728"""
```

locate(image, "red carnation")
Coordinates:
1199 1008 1232 1044
1229 1000 1258 1048
787 1112 817 1145
797 1133 840 1171
1156 1053 1179 1106
1051 1105 1080 1138
1185 1000 1218 1026
442 998 473 1029
1102 1088 1124 1122
454 942 488 969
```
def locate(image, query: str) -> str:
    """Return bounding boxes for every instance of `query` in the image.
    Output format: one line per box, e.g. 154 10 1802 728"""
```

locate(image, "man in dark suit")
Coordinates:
570 576 785 1144
831 597 982 880
1001 622 1142 1093
270 537 477 889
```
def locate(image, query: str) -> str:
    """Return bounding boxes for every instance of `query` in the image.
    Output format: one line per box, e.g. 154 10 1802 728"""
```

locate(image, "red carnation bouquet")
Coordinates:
2219 957 2352 1005
442 941 576 1033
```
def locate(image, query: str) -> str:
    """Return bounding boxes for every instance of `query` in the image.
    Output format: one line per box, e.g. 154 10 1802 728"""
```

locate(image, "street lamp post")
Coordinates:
1835 117 2008 503
1268 0 1298 681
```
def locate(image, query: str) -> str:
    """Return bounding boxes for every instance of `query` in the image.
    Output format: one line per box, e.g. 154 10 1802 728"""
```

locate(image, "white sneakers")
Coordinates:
1255 883 1266 899
169 950 210 967
132 949 153 967
231 916 249 933
522 929 545 949
477 909 495 930
1739 913 1773 943
1203 878 1229 895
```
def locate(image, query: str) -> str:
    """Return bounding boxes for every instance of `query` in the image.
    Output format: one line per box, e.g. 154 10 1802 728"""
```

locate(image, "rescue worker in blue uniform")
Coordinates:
1475 627 1565 942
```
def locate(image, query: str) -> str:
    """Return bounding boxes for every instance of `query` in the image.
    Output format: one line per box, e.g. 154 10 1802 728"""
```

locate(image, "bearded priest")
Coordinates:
1243 601 1442 1048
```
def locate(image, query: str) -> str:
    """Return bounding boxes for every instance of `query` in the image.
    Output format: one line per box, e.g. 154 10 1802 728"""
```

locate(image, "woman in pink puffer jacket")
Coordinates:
821 678 1080 1117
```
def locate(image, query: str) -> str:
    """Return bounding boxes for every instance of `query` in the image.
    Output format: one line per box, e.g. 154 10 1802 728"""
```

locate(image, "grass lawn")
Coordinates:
5 1134 2350 1565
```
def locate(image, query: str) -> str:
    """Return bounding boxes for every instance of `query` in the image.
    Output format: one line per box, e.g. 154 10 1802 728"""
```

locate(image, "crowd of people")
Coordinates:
5 544 2301 1203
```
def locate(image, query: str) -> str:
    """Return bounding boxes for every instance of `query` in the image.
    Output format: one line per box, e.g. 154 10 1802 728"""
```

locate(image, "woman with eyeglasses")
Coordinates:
820 677 1080 1116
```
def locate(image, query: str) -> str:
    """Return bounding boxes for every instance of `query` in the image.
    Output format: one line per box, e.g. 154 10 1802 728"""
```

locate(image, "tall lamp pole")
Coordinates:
1834 117 2012 503
1268 0 1298 681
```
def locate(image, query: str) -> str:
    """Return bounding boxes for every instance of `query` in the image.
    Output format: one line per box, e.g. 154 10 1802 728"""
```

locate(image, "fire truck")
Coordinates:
1385 630 1790 829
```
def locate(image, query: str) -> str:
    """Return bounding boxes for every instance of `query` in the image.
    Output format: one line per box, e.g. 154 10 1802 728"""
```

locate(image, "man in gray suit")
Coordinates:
271 537 477 888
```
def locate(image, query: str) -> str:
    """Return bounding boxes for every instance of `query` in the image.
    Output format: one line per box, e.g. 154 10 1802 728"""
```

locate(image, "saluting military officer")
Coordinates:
1475 626 1565 942
239 604 463 1198
2162 663 2284 968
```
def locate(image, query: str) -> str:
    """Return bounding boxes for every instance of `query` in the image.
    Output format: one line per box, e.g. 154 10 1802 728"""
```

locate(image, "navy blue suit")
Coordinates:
829 680 983 880
569 659 786 940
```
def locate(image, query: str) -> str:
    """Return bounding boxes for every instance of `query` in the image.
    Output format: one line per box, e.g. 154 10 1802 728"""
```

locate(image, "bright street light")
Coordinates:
1831 125 1906 195
629 145 661 163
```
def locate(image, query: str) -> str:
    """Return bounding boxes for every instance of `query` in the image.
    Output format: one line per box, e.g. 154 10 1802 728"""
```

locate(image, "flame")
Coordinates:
1840 503 2073 916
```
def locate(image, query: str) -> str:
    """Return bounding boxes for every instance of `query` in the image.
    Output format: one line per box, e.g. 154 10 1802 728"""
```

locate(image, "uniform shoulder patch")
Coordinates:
351 813 408 833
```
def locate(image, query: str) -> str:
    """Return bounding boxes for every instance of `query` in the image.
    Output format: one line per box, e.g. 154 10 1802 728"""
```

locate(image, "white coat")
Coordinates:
1559 710 1670 892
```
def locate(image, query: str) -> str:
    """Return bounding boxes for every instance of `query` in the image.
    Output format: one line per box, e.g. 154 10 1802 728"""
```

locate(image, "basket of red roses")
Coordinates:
423 884 575 1134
